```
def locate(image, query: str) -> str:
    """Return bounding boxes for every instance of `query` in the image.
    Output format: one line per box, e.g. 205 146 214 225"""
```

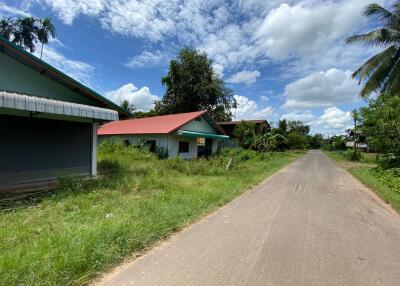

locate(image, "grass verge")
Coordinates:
0 146 302 286
325 151 400 213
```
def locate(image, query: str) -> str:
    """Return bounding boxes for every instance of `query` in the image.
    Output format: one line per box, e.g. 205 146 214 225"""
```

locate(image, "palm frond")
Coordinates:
364 3 400 28
346 29 400 47
383 51 400 95
352 46 397 81
359 52 398 98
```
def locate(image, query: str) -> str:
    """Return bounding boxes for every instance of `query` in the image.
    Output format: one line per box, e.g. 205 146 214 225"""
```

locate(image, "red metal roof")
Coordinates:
98 111 208 135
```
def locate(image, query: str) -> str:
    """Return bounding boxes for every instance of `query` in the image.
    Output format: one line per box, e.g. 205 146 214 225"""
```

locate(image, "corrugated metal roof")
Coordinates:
0 91 118 121
98 111 225 135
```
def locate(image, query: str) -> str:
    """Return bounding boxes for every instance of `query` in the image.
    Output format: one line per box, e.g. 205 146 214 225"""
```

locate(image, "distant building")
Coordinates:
98 111 229 159
345 129 368 150
218 120 270 148
0 36 126 192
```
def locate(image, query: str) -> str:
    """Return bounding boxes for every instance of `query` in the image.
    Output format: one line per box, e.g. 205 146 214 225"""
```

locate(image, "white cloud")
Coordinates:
283 68 360 109
232 95 275 120
105 83 159 111
34 43 95 87
281 110 315 123
0 3 31 17
280 106 353 135
126 50 167 68
38 0 106 25
253 0 374 59
313 106 353 135
30 0 380 78
227 70 260 85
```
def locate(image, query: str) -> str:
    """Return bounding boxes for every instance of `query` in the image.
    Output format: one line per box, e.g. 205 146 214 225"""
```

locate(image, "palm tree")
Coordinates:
0 18 15 40
37 17 55 59
120 100 136 114
346 1 400 98
12 17 37 52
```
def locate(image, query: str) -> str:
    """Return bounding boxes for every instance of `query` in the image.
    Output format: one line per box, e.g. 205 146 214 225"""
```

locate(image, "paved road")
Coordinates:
98 151 400 286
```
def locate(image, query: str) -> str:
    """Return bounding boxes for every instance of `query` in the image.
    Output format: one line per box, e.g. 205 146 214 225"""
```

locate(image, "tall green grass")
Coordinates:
0 144 301 285
325 151 400 213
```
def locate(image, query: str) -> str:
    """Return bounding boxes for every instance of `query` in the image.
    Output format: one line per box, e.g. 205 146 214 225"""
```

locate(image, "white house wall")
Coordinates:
98 134 199 159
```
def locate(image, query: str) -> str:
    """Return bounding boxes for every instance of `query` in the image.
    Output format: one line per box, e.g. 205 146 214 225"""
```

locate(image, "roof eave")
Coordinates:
0 35 131 118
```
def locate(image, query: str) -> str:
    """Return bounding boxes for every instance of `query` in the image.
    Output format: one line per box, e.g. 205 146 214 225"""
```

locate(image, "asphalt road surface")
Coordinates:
97 150 400 286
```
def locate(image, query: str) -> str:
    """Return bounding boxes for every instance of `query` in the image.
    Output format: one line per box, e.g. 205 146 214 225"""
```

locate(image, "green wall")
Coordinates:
0 52 97 105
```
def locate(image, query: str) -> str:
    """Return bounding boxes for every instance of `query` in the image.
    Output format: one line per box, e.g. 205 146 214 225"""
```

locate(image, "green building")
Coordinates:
0 36 127 192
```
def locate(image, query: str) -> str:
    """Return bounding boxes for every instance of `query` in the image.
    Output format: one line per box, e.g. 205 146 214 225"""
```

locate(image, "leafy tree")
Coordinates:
308 133 324 149
252 133 287 152
287 132 309 150
131 109 159 118
233 121 256 149
36 17 55 59
287 120 310 135
360 95 400 167
155 48 235 121
346 1 400 98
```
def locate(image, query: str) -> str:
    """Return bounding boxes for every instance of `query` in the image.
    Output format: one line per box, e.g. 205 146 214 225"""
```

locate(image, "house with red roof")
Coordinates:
98 111 229 159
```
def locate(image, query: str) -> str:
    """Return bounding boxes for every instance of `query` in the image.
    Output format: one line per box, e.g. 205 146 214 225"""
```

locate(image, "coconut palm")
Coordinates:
12 17 37 52
0 18 15 40
120 100 136 114
37 17 55 59
346 1 400 98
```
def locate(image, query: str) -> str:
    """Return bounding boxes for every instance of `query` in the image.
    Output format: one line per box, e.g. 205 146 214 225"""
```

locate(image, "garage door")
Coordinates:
0 114 92 188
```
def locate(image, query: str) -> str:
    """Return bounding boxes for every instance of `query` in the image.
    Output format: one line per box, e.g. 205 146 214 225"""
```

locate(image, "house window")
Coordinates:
146 140 156 152
179 141 189 153
123 139 130 146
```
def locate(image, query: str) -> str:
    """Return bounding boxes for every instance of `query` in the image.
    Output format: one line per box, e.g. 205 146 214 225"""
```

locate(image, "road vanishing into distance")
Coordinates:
97 150 400 286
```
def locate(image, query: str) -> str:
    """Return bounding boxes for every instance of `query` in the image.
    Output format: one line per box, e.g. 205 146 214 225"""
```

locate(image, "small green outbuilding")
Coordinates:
0 36 127 192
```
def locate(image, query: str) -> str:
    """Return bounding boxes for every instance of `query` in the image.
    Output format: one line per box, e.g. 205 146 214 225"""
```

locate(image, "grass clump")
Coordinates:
0 143 302 286
325 151 400 213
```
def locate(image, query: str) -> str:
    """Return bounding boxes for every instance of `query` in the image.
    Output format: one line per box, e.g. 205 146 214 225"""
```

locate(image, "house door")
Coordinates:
197 138 213 158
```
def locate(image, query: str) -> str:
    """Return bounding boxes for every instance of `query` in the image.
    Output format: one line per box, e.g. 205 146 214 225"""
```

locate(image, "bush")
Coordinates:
377 153 400 169
154 146 169 159
98 159 122 176
343 150 363 161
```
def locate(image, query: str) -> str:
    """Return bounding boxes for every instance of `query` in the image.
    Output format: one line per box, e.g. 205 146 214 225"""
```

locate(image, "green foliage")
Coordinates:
0 16 55 54
154 146 169 159
346 1 400 98
323 135 347 151
287 132 309 150
233 120 256 149
308 133 324 149
360 95 400 168
155 48 235 121
0 145 301 286
343 150 363 161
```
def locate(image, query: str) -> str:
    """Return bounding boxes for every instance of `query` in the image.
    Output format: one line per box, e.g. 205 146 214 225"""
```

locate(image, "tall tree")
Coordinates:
36 17 55 59
0 18 14 40
12 17 38 52
346 1 400 98
0 16 56 55
155 48 235 121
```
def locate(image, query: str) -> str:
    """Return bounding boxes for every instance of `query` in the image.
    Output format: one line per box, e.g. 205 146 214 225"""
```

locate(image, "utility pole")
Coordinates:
352 109 358 153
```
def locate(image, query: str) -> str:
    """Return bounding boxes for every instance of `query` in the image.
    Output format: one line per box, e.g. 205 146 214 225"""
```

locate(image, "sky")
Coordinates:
0 0 394 134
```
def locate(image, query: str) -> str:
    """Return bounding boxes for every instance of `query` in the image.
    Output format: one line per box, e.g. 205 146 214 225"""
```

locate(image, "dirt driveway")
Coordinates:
97 150 400 286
